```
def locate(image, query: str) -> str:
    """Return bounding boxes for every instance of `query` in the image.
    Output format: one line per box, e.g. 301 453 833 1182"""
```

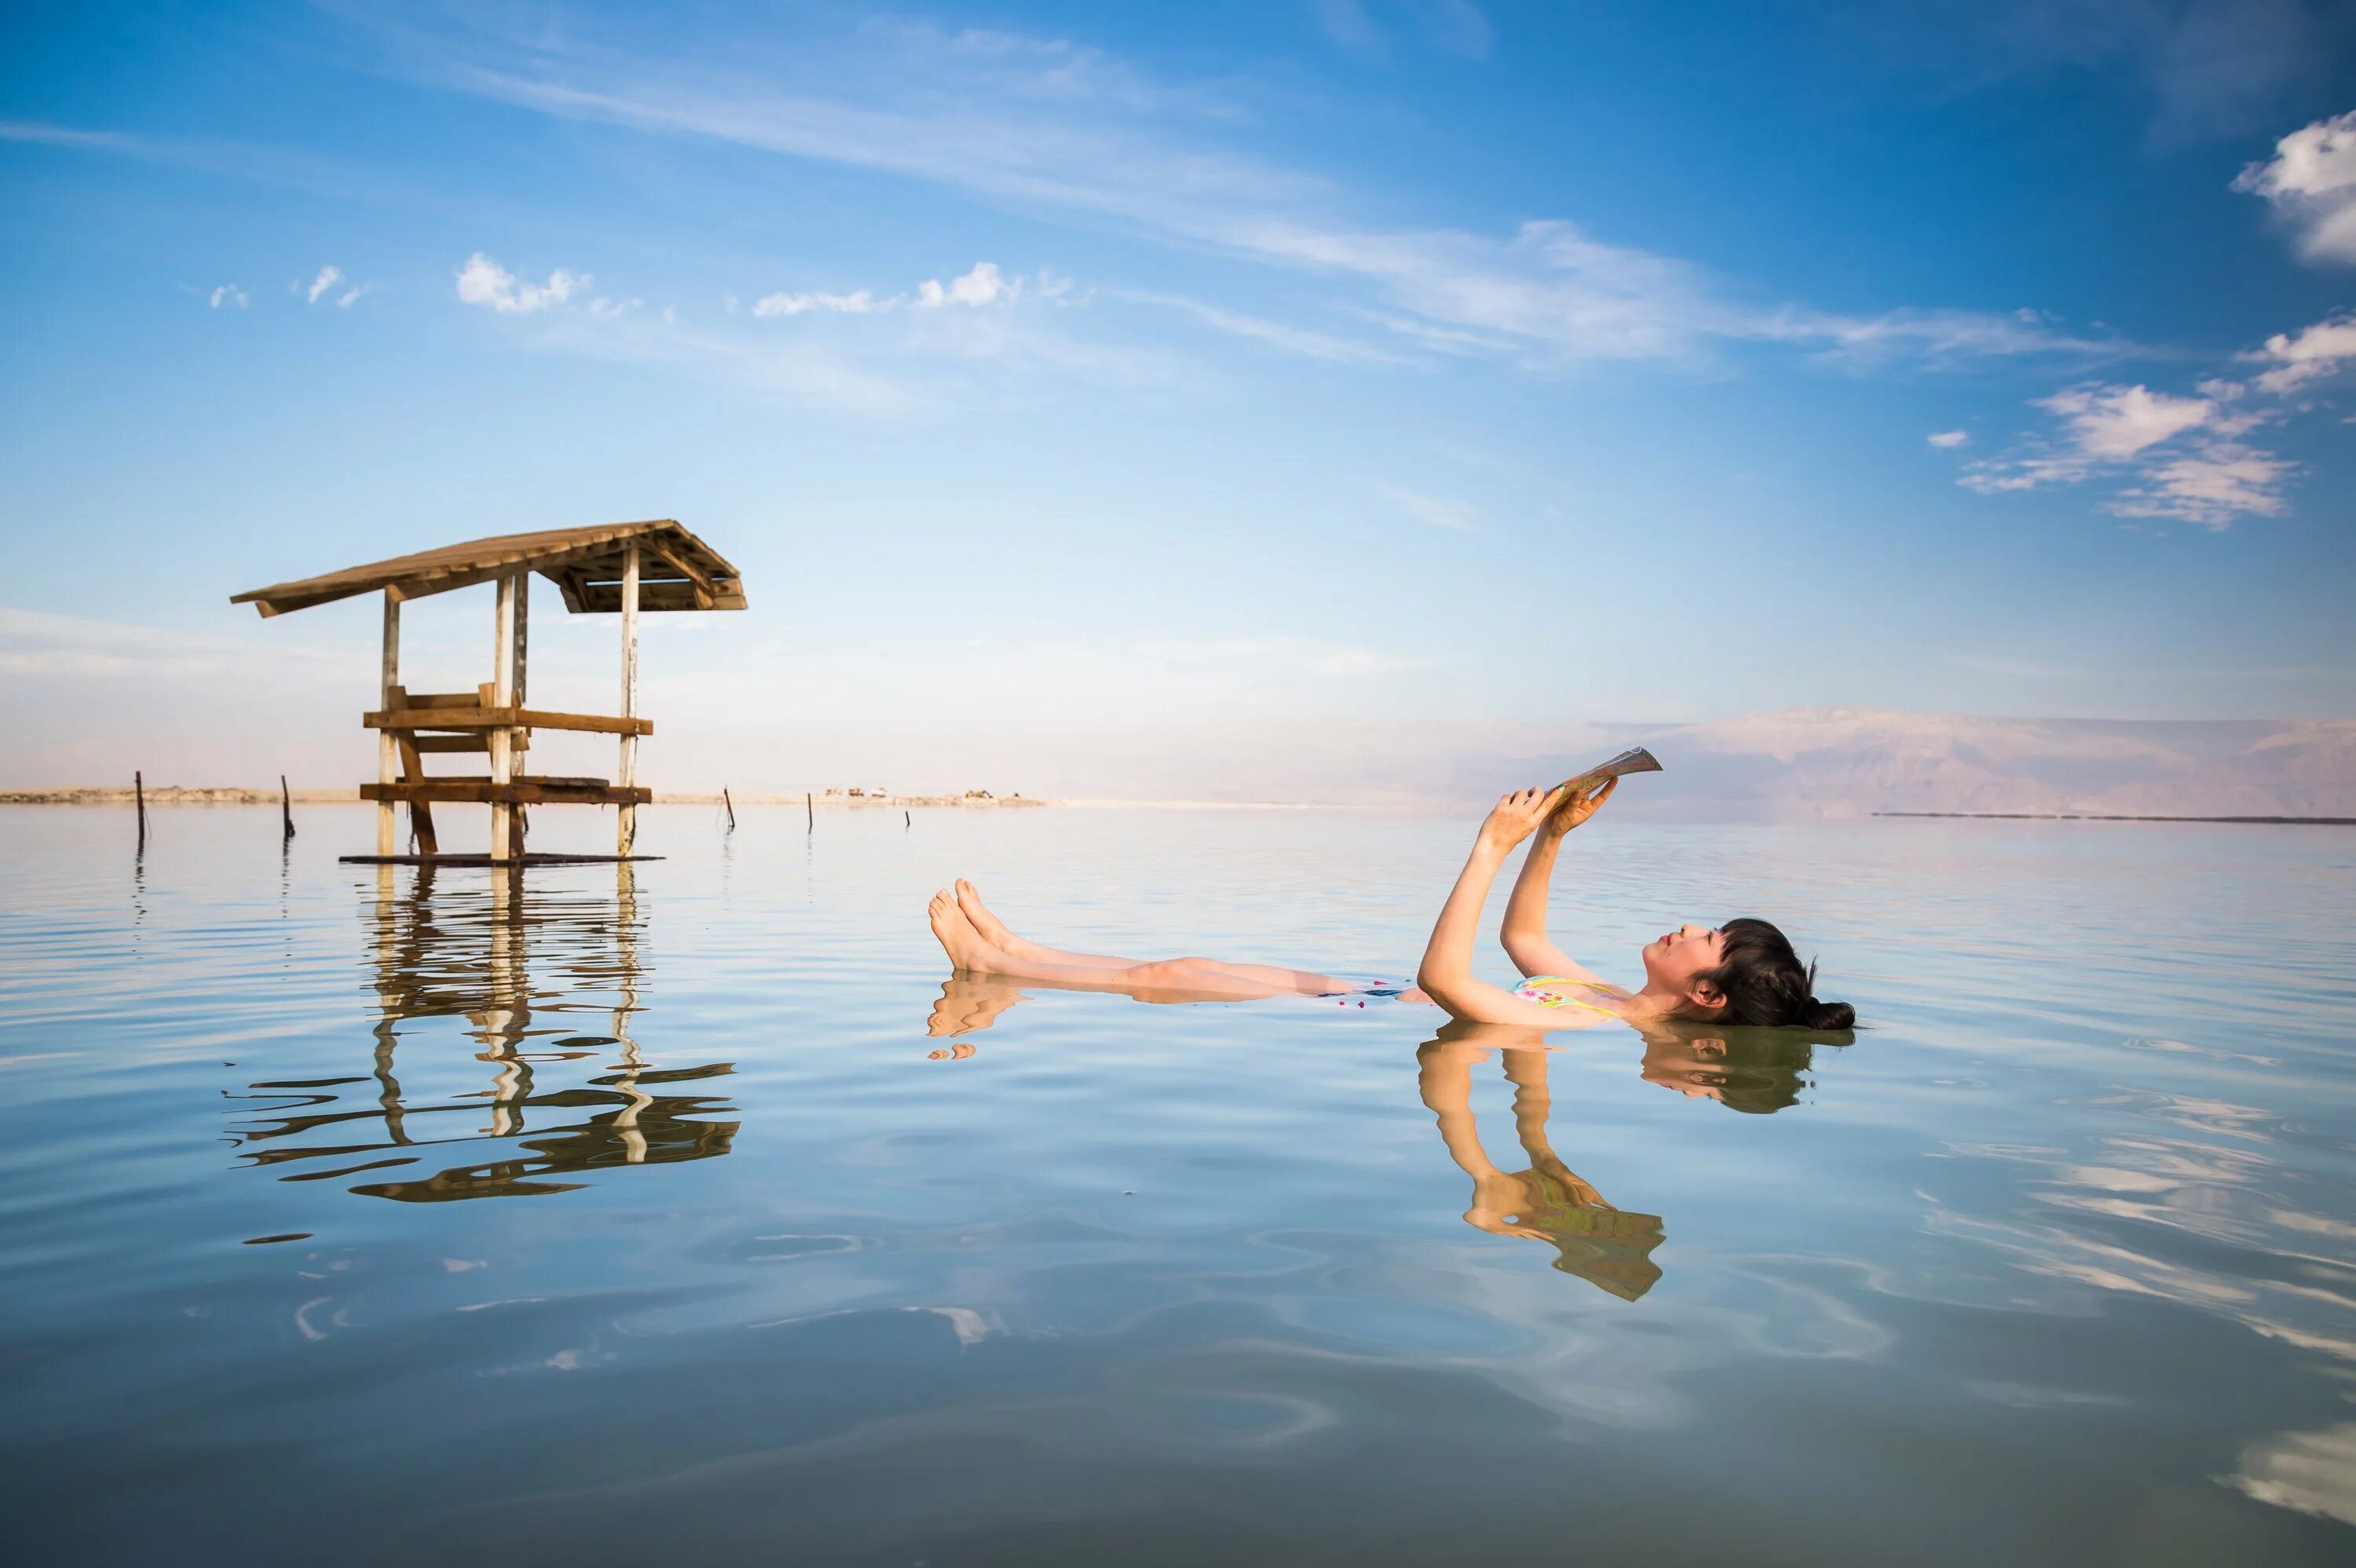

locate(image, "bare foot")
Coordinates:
928 888 1001 973
954 879 1048 962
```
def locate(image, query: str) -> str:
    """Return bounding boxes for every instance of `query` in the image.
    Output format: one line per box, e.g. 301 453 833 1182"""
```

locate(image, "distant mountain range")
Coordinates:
1019 707 2356 817
1502 709 2356 821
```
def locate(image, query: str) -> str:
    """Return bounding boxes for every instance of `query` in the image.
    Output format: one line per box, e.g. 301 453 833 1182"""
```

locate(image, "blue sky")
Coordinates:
2 1 2352 791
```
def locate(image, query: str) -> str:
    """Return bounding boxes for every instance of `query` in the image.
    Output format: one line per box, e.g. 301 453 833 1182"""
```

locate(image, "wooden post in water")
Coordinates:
616 543 641 857
723 788 736 832
806 791 813 833
280 775 295 840
135 769 147 846
489 572 518 863
510 572 529 860
377 591 400 857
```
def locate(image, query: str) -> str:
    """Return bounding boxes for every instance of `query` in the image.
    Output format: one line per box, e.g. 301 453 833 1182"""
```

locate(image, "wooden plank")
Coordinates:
408 734 496 754
375 774 611 787
360 781 651 806
393 691 485 710
364 707 651 736
643 540 717 609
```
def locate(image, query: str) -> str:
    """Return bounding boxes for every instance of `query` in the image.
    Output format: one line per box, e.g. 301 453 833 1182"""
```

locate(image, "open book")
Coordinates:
1559 746 1663 796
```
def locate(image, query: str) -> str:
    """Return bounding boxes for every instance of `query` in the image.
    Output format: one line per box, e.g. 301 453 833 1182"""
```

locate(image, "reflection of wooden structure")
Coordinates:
231 521 747 863
229 865 738 1201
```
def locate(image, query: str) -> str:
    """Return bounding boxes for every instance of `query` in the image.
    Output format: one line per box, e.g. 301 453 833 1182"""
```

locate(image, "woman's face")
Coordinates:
1641 923 1728 1013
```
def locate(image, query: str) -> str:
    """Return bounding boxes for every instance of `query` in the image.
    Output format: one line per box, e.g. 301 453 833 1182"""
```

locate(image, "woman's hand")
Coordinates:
1542 775 1617 839
1475 786 1566 856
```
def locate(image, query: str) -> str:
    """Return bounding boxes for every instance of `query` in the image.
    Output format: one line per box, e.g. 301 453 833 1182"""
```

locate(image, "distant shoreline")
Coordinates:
1874 811 2356 826
0 787 1057 809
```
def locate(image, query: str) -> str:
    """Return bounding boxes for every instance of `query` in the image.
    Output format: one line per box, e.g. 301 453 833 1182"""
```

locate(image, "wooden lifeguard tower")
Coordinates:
231 521 746 864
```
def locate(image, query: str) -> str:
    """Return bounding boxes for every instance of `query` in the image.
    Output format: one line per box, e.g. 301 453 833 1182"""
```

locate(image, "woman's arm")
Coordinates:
1500 777 1616 982
1417 788 1611 1029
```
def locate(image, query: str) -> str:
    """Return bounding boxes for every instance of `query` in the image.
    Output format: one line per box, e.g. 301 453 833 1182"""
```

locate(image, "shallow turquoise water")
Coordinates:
2 803 2352 1564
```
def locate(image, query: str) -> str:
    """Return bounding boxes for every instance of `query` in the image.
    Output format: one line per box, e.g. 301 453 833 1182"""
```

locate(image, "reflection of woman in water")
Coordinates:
1420 1024 1666 1300
927 779 1855 1033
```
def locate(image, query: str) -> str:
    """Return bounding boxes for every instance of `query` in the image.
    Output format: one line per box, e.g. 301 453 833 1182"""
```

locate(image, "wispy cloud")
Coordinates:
0 119 136 152
753 288 879 318
303 265 368 307
2243 310 2356 393
1959 382 2274 524
1109 288 1403 364
1374 482 1481 532
0 605 358 680
1954 361 2318 527
2234 108 2356 265
455 251 585 313
753 261 1023 320
1927 429 1970 448
375 12 2110 377
207 283 248 309
1313 1 1494 63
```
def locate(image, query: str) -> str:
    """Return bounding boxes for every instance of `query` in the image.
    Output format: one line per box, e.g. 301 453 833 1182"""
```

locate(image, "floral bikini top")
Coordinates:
1509 976 1626 1018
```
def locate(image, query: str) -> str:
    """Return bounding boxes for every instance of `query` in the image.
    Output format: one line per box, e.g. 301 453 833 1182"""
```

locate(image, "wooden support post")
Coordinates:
514 568 529 706
806 791 813 833
378 592 401 857
723 787 736 831
490 573 518 862
281 775 295 841
616 543 640 856
135 769 147 846
510 573 529 860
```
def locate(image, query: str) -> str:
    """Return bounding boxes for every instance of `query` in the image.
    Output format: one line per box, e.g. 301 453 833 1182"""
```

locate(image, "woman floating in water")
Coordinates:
927 779 1855 1033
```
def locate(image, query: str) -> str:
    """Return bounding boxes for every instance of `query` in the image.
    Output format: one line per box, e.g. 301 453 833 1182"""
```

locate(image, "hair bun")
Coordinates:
1802 998 1856 1031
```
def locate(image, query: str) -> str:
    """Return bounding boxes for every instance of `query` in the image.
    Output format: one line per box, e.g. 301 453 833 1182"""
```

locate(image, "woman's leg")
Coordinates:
929 890 1355 1000
954 881 1132 970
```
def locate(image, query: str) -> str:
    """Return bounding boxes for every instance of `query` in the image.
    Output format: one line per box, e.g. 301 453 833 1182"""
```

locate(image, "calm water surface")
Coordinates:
3 803 2353 1564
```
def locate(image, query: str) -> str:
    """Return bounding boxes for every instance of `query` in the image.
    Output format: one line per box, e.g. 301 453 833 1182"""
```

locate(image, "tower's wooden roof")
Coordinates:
230 520 747 618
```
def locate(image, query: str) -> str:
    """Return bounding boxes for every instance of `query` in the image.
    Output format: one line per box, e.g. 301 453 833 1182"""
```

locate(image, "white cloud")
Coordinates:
753 288 878 317
750 264 1017 320
2233 109 2356 265
2111 444 2292 526
916 261 1016 308
2039 383 2215 459
1927 429 1970 448
335 285 367 309
2244 311 2356 393
305 264 342 305
207 283 248 309
587 296 642 318
455 252 587 313
1374 482 1480 532
1958 369 2318 527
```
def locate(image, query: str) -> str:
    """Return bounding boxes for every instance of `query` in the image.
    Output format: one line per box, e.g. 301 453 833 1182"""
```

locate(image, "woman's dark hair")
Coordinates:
1703 918 1855 1030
